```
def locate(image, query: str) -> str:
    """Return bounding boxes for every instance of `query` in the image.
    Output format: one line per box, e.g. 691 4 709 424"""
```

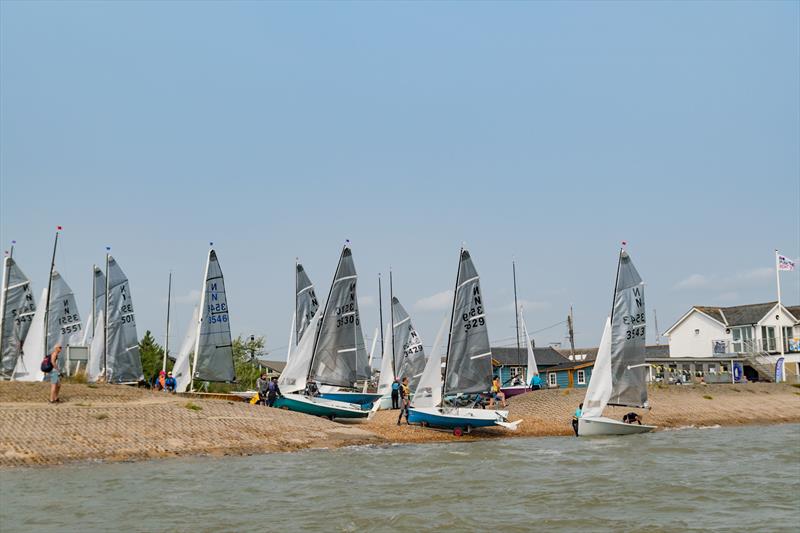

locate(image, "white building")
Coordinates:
664 302 800 381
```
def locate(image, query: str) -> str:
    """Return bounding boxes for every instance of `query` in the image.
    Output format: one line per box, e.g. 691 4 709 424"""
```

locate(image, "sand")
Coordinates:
1 382 798 467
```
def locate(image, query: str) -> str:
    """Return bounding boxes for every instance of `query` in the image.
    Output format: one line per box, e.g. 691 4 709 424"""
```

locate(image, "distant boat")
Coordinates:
499 260 534 398
0 253 36 379
275 243 377 419
578 248 655 437
408 248 521 435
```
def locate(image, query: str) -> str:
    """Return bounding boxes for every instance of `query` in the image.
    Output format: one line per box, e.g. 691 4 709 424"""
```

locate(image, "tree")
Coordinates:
139 330 171 384
204 335 266 392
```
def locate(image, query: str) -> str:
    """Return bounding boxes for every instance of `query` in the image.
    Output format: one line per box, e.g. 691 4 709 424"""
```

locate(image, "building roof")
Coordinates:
554 344 669 363
490 345 569 367
665 301 800 335
787 306 800 322
255 359 286 373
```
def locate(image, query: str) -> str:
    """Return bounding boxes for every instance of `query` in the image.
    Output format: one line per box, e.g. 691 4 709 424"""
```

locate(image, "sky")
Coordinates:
1 1 798 362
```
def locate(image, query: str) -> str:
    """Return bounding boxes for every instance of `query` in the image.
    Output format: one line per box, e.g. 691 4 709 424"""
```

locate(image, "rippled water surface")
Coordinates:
2 424 799 532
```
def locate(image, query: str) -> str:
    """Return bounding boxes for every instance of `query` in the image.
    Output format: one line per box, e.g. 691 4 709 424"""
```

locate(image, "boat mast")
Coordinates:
440 247 463 406
512 259 521 374
306 243 346 383
389 269 396 380
0 243 15 358
43 229 60 360
294 257 299 346
162 271 172 372
103 247 110 382
378 272 385 380
190 244 212 392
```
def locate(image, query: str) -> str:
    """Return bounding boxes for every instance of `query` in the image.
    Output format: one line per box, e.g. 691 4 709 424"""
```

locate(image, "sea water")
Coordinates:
1 424 798 532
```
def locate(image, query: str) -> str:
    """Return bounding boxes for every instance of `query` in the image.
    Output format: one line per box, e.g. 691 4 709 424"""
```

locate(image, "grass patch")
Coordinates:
75 402 91 407
703 395 713 400
87 384 98 389
794 392 800 396
791 383 800 389
184 402 203 411
561 390 570 395
94 413 109 420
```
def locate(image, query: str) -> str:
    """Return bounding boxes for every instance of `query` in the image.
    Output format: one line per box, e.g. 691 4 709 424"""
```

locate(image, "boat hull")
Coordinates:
273 394 370 419
408 406 512 430
578 416 656 436
318 391 383 408
500 386 529 398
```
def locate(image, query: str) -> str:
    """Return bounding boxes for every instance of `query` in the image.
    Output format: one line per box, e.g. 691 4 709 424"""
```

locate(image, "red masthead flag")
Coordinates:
57 226 62 231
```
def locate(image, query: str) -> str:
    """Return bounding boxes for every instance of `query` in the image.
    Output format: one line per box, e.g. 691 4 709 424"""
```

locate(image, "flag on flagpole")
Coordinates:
778 255 796 271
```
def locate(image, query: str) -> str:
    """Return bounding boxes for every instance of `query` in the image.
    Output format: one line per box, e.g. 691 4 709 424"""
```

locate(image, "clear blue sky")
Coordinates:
2 1 798 359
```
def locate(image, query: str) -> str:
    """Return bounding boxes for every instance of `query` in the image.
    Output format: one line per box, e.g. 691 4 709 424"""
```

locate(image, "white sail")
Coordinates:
286 312 296 365
362 326 379 393
521 310 538 381
411 315 448 409
86 309 105 382
105 256 144 383
376 320 393 396
0 257 36 379
174 306 199 393
12 289 47 382
581 317 612 419
278 310 320 394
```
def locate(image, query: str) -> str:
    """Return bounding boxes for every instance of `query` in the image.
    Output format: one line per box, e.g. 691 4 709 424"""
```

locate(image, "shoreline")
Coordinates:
2 382 798 468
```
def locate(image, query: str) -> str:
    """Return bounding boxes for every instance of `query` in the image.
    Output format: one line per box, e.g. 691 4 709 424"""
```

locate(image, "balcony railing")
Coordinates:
712 338 799 355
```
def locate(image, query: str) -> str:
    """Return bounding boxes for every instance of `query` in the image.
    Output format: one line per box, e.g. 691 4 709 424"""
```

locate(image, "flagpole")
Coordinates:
775 250 785 381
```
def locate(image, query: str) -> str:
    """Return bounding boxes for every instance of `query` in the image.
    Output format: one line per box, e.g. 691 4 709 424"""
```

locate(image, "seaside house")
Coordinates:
490 345 569 385
663 302 800 382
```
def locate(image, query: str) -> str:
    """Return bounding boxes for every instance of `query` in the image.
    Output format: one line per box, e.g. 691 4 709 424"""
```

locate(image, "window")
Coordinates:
548 373 557 387
761 326 776 352
731 327 754 353
577 369 586 385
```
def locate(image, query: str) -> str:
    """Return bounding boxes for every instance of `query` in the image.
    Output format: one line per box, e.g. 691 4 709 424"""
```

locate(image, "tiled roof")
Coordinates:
717 302 778 326
554 344 669 363
490 345 568 367
256 359 286 373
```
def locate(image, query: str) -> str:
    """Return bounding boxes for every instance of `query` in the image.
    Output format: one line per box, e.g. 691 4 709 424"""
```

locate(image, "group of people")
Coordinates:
153 370 177 393
255 373 283 406
390 377 411 425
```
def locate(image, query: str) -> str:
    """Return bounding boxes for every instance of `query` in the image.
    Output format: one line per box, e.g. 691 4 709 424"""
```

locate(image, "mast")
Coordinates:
190 244 213 392
294 257 299 346
653 309 660 346
163 272 172 372
568 305 575 358
512 259 521 369
43 229 60 359
441 247 463 405
103 248 110 381
389 269 396 379
610 246 624 326
307 242 346 383
378 272 385 377
0 251 12 359
91 265 97 345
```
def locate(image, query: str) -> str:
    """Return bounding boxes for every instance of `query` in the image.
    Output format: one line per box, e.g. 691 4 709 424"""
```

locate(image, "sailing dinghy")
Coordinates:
0 253 36 379
408 248 521 435
275 245 375 419
578 248 655 437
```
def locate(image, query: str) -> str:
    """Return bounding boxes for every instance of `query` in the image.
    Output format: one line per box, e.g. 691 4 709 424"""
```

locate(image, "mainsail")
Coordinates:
308 245 369 388
411 316 448 409
173 306 199 393
443 249 492 397
295 262 319 343
580 318 612 418
84 267 106 381
608 250 647 408
192 250 235 383
46 271 82 371
11 289 47 381
105 256 144 383
376 320 393 396
392 296 426 391
0 257 36 378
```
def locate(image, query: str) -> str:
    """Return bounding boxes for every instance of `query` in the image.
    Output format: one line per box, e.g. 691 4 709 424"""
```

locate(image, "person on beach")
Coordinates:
45 344 62 403
397 377 410 425
304 380 320 397
572 402 583 436
256 373 270 405
155 370 166 391
488 376 507 408
164 371 176 393
267 376 282 407
530 373 544 391
622 412 642 425
391 379 400 409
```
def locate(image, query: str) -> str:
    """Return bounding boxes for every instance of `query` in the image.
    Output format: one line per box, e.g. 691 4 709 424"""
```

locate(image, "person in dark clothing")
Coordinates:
391 379 400 409
397 377 410 425
572 402 583 436
304 380 320 397
267 376 282 407
255 373 269 405
164 372 177 393
622 412 642 425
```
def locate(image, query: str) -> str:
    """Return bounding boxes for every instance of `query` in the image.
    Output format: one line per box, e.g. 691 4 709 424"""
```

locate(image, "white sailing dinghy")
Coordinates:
83 266 106 382
172 306 199 393
275 244 375 419
104 255 144 383
578 248 655 437
408 248 521 435
0 253 37 379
